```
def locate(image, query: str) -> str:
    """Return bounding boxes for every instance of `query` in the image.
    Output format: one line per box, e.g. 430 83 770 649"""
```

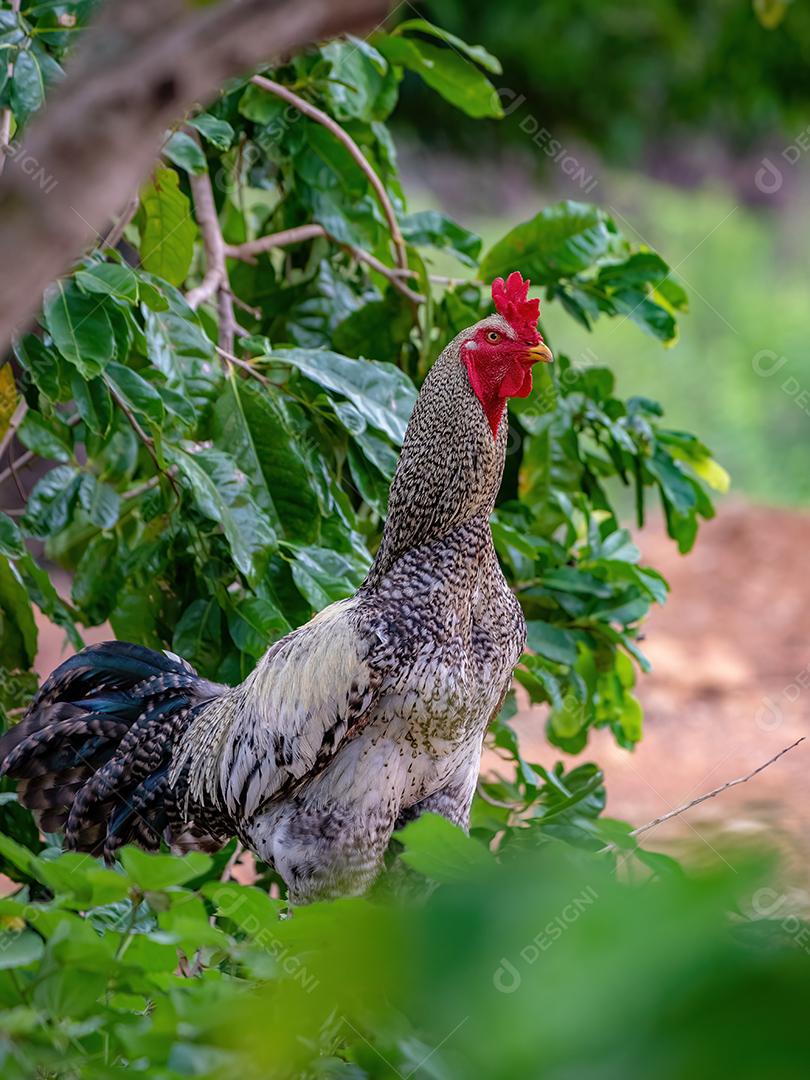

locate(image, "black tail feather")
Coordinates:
0 641 227 858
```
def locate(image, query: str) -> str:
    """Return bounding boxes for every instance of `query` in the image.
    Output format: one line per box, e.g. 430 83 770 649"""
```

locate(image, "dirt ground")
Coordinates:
30 501 810 877
506 501 810 873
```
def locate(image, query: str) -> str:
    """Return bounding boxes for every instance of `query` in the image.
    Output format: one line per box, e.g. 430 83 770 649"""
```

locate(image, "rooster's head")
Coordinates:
460 271 553 437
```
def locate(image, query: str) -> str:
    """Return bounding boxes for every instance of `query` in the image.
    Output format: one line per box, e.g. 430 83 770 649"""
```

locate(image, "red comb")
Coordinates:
491 271 542 343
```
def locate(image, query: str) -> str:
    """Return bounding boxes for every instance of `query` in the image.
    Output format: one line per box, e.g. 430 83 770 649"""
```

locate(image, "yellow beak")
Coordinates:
526 342 554 364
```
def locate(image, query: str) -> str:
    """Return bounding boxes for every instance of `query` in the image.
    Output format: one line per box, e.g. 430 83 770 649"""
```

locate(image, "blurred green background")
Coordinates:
396 0 810 505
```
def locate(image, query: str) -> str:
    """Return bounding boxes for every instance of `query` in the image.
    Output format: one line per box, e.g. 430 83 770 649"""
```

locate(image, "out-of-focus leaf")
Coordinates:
0 557 37 668
163 130 207 175
188 112 235 150
0 513 24 559
75 263 139 303
17 411 72 463
139 167 196 286
395 18 502 73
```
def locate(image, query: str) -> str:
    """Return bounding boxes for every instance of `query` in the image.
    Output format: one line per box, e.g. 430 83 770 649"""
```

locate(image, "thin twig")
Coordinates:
214 344 271 387
603 737 806 853
0 399 27 463
225 225 424 305
250 75 409 273
184 130 237 352
0 0 21 179
0 413 80 488
103 193 140 251
225 223 326 260
104 377 181 499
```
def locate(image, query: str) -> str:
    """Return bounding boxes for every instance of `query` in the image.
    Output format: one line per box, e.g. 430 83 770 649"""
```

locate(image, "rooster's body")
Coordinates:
0 272 552 902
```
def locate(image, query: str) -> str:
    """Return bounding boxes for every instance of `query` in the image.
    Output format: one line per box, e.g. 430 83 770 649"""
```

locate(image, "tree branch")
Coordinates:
225 225 424 304
104 377 181 499
250 74 408 273
0 413 80 489
0 0 392 352
215 345 272 388
602 736 806 854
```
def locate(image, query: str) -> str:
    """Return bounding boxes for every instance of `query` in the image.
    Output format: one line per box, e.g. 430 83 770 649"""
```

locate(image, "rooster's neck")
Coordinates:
364 342 507 588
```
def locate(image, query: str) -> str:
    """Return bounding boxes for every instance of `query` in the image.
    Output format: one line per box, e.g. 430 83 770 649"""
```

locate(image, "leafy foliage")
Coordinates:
0 818 808 1078
0 6 756 1076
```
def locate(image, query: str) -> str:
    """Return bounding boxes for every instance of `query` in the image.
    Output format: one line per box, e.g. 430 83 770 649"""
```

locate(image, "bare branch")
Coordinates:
599 737 807 859
0 413 80 489
226 225 424 304
250 74 408 272
628 737 806 840
104 376 181 499
103 193 141 252
224 223 328 261
0 0 392 352
184 129 238 351
215 345 272 388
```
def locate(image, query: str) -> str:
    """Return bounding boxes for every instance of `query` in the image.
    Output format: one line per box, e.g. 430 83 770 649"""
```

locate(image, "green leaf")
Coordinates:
0 557 37 668
138 167 196 286
394 18 502 73
526 621 579 666
213 379 321 544
172 446 277 584
321 40 398 123
163 130 208 175
373 33 502 119
290 545 368 610
77 473 120 530
400 210 482 267
75 262 139 303
70 372 113 436
10 49 45 125
17 411 72 463
15 550 83 650
22 464 80 537
0 930 44 970
227 595 290 657
267 347 416 444
43 280 115 377
72 533 122 623
13 335 65 402
480 201 618 284
106 362 165 427
188 112 235 150
119 847 212 890
172 597 222 676
0 512 24 558
395 813 492 881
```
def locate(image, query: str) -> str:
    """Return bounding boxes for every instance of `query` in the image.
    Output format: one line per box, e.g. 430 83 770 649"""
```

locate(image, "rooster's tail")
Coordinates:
0 641 227 860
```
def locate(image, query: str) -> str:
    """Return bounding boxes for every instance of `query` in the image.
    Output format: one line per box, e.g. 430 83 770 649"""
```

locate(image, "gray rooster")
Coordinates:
0 271 552 903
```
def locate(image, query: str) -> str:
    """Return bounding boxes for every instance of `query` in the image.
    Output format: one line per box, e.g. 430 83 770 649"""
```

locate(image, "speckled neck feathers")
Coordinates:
366 337 507 587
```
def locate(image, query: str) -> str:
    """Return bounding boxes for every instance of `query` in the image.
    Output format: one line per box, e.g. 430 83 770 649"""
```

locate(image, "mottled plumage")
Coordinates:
0 272 551 902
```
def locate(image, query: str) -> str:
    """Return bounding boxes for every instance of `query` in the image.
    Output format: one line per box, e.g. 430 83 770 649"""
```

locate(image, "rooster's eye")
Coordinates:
486 330 501 343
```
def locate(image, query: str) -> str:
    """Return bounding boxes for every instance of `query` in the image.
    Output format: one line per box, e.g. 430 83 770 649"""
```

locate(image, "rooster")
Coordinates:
0 272 552 902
